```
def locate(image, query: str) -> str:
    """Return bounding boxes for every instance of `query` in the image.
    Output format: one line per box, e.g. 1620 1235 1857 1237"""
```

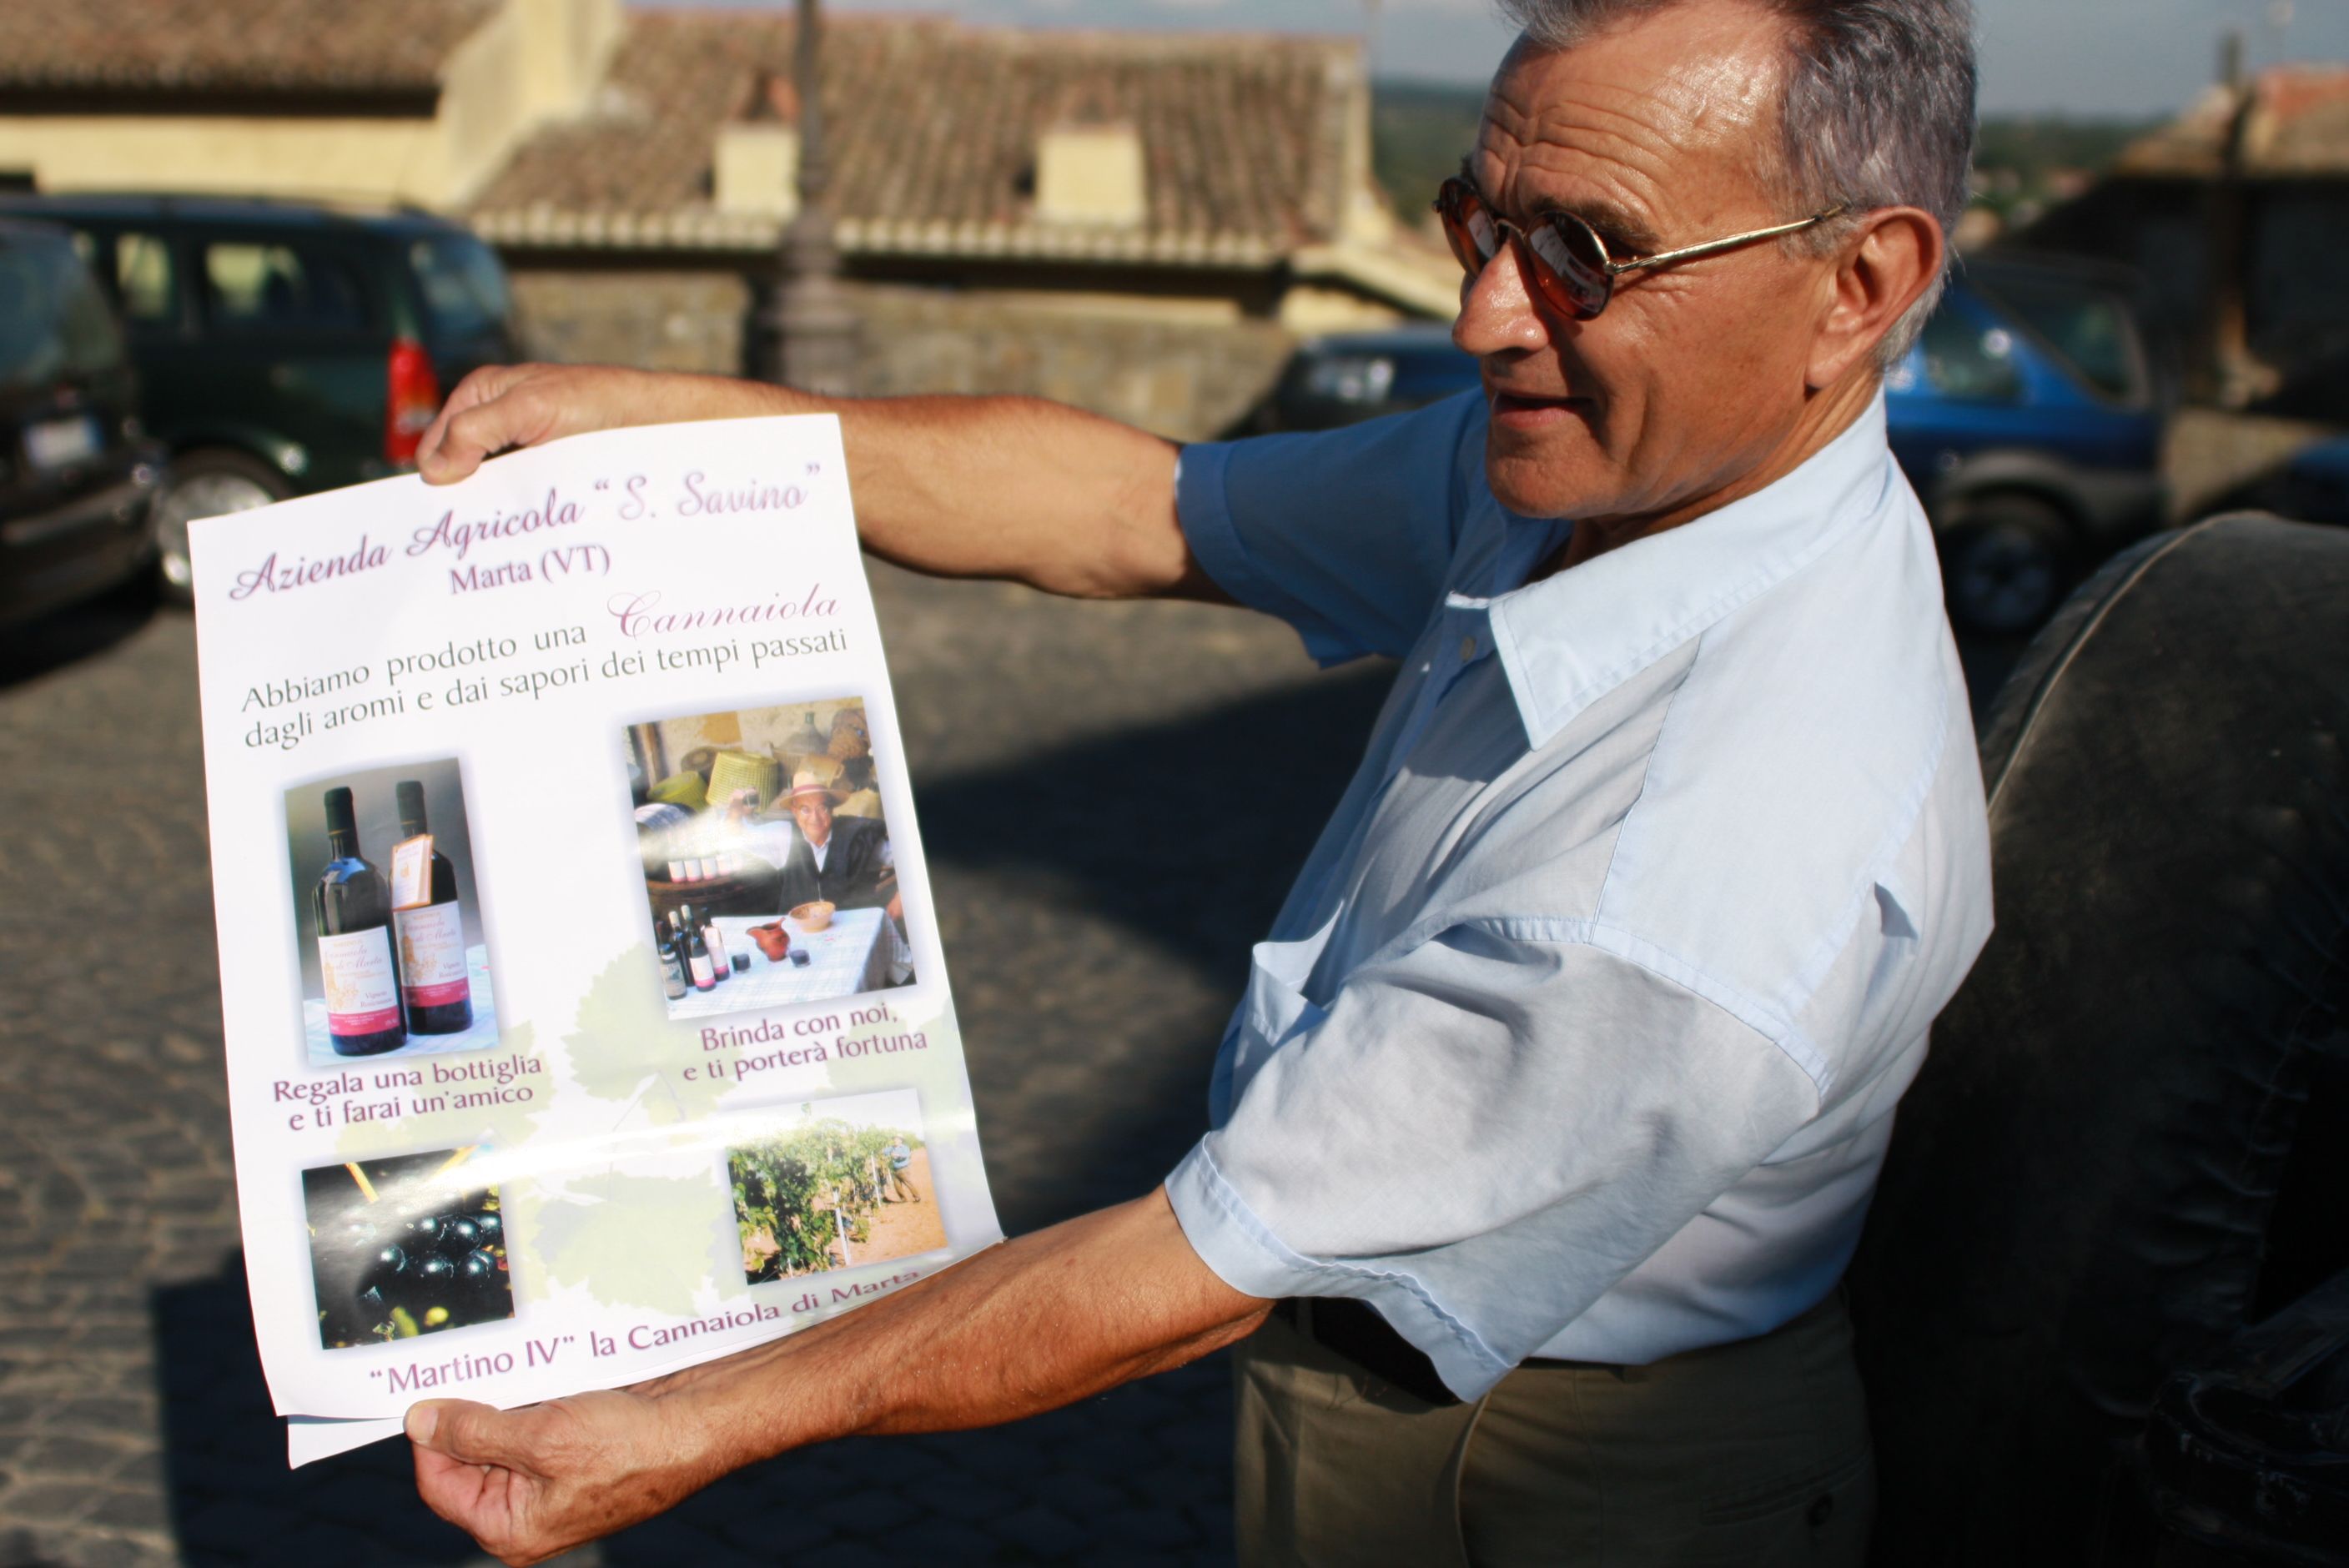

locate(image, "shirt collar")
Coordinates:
1476 393 1894 748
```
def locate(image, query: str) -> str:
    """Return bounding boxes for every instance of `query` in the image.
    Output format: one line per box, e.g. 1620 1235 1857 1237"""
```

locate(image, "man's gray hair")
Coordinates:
1496 0 1977 363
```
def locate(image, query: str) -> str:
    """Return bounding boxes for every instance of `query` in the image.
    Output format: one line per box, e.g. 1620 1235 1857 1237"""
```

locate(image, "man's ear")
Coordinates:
1808 207 1944 389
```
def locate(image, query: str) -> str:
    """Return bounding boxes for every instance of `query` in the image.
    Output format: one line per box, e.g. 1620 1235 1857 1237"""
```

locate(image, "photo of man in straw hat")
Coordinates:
749 767 898 919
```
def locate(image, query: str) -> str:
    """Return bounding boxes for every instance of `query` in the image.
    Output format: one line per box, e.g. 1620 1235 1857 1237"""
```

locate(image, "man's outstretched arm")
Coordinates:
408 1188 1268 1566
413 364 1215 603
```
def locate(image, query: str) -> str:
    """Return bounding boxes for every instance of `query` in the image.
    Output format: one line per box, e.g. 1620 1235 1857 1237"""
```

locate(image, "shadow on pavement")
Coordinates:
0 580 165 692
152 1264 481 1566
919 662 1395 1232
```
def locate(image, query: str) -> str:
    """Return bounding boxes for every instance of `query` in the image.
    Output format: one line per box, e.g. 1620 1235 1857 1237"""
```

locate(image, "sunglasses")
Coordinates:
1434 175 1847 320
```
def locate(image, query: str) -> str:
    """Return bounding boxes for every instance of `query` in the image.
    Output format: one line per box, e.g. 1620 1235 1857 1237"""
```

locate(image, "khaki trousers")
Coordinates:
1233 1292 1874 1567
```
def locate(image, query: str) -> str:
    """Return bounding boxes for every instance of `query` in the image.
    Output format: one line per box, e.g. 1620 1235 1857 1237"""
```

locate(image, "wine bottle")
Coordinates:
392 781 475 1034
690 902 728 984
657 928 687 1001
702 908 730 978
314 786 406 1056
683 910 717 992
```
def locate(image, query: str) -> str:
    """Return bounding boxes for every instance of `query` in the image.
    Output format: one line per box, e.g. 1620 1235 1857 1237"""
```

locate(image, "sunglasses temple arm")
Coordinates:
1610 209 1848 276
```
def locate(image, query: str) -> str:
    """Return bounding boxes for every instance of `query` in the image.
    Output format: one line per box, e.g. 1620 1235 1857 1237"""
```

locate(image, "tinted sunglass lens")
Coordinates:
1436 182 1490 275
1530 219 1610 318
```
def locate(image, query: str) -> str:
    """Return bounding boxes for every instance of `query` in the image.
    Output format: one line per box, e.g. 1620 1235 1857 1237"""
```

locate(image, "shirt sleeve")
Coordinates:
1165 923 1818 1399
1177 390 1487 666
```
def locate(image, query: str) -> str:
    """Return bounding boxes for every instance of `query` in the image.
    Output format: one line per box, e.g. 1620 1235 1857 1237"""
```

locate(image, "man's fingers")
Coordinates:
409 1398 539 1471
415 364 527 482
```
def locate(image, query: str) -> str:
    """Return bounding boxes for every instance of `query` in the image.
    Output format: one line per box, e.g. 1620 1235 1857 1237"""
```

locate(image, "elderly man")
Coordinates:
755 768 898 914
403 0 1990 1561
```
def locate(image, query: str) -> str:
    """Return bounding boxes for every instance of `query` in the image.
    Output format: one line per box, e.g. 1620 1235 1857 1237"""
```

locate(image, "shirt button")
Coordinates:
1459 635 1477 663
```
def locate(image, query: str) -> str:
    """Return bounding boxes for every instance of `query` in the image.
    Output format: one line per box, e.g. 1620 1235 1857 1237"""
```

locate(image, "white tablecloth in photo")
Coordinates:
304 946 500 1067
662 908 897 1021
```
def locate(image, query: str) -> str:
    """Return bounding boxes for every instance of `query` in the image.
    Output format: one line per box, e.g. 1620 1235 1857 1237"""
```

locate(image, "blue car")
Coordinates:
1260 255 2168 634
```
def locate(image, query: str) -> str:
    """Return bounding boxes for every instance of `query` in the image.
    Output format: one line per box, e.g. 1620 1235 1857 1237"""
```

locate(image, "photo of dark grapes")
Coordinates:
301 1148 514 1350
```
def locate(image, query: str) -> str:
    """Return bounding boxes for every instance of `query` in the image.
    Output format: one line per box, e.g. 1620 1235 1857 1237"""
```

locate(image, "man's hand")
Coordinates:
408 1385 727 1565
415 364 792 486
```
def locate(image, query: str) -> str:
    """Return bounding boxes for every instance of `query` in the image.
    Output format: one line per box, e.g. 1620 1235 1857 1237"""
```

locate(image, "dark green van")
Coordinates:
0 194 520 600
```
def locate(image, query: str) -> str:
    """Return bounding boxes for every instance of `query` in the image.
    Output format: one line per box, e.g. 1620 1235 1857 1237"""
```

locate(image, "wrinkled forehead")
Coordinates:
1470 5 1790 238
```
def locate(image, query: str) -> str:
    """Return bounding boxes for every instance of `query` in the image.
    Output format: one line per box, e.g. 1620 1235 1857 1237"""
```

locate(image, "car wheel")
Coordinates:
1942 494 2072 635
151 449 292 605
1852 515 2349 1564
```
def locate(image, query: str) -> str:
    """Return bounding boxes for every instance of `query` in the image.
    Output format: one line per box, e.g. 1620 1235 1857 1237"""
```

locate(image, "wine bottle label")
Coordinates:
390 837 434 911
689 952 715 987
394 902 472 1007
320 927 401 1035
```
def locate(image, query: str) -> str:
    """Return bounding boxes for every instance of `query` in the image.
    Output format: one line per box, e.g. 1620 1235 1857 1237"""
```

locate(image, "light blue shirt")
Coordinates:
1164 390 1994 1400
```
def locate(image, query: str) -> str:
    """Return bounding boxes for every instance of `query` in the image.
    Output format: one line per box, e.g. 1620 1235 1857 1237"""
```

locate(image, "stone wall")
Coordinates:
509 269 756 376
507 267 1297 441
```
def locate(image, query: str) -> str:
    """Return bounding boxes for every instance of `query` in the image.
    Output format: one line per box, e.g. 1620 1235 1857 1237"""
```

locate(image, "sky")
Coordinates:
673 0 2349 118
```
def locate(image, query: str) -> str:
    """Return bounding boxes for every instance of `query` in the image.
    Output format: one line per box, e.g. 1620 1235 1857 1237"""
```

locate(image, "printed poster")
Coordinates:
189 416 1003 1463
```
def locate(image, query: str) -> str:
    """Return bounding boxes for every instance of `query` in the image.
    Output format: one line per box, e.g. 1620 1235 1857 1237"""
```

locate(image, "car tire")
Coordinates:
1941 492 2073 635
150 449 292 606
1850 515 2349 1565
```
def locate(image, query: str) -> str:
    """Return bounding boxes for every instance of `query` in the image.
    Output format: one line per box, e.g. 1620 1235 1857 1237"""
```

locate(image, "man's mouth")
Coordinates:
1489 389 1592 427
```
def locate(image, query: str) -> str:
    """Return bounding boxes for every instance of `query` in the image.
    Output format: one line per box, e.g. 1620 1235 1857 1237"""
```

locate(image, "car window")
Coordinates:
0 233 123 390
1916 306 2023 403
202 241 371 333
409 234 511 344
0 234 123 391
1974 275 2145 404
113 231 178 325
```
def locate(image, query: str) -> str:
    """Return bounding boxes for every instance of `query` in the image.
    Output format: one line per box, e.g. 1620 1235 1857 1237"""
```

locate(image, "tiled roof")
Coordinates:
2118 65 2349 178
467 12 1362 267
0 0 497 95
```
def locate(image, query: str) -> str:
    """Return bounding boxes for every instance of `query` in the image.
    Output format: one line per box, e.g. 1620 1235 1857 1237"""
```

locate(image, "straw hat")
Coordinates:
783 767 843 807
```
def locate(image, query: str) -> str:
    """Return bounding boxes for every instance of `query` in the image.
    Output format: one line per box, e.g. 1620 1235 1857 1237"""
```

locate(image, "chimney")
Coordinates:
510 0 622 118
715 71 800 219
1034 123 1147 228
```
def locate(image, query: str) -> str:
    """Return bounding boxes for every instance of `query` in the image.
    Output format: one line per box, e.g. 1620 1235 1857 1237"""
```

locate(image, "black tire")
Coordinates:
150 448 293 606
1941 492 2074 635
1849 515 2349 1565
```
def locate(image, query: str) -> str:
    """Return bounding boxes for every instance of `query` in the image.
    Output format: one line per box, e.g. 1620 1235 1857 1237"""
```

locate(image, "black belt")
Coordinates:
1271 1298 1622 1408
1271 1296 1466 1406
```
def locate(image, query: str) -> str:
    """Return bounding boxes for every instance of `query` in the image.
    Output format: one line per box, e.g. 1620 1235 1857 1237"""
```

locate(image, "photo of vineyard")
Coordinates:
726 1092 945 1284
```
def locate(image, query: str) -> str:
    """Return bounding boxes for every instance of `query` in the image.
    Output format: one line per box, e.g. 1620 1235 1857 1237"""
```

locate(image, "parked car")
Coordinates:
0 219 165 626
0 193 522 601
1255 255 2169 634
1888 257 2168 633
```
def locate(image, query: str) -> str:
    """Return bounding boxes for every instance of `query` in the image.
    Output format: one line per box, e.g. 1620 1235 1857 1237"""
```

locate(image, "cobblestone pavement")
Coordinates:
0 567 1392 1567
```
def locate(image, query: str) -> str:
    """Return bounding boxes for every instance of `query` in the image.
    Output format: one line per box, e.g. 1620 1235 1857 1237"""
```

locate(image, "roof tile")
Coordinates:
467 11 1360 259
0 0 497 94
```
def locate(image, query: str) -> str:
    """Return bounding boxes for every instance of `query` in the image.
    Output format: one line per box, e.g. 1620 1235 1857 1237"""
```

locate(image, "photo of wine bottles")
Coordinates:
283 757 502 1065
302 1147 515 1351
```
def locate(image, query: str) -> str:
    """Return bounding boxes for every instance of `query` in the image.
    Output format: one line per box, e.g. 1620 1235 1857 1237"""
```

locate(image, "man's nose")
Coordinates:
1451 237 1552 359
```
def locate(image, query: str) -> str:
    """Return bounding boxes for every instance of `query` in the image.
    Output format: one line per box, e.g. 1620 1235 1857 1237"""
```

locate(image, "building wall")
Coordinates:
850 284 1295 441
510 269 757 375
0 117 448 203
507 268 1297 441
